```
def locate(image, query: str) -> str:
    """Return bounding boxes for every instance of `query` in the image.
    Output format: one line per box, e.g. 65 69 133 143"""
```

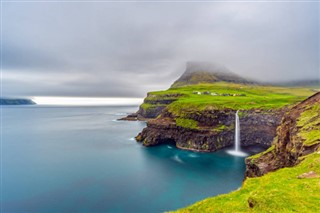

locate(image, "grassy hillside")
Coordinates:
172 152 320 212
143 82 317 115
172 100 320 212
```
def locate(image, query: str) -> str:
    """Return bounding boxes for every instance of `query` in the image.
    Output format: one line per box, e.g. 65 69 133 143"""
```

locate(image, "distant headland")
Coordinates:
0 98 36 105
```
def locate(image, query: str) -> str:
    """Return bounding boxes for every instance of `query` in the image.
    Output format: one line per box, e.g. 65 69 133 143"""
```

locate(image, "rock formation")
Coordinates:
136 108 284 152
245 92 320 177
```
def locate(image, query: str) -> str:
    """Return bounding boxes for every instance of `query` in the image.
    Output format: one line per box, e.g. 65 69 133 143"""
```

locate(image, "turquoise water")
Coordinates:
2 106 248 213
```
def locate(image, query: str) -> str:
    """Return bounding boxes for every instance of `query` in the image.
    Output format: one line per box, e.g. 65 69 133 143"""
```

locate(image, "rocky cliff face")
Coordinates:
136 108 284 152
245 92 320 177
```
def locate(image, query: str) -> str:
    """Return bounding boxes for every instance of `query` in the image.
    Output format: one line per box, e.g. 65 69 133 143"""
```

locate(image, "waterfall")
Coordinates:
235 110 240 152
226 110 247 157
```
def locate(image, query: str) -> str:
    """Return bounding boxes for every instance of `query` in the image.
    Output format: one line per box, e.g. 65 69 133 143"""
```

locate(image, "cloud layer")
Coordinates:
2 1 319 97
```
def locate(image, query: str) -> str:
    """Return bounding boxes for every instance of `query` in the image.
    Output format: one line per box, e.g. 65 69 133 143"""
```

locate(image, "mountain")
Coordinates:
171 62 254 87
0 98 36 105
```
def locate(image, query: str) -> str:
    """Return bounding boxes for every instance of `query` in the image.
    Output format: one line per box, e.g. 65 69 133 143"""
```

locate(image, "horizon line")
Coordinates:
30 96 144 106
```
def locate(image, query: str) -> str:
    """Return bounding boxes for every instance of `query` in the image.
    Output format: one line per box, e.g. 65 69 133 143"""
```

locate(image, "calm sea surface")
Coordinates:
2 106 249 213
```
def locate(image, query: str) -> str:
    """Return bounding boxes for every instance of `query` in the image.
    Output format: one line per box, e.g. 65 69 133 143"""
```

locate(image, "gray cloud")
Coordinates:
2 1 319 97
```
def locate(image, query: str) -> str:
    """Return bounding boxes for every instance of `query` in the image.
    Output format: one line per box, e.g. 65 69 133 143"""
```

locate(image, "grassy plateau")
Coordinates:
143 82 317 116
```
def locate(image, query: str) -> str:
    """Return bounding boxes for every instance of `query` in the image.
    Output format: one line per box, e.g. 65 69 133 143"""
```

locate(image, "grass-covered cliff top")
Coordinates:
297 104 320 146
172 99 320 212
144 82 317 112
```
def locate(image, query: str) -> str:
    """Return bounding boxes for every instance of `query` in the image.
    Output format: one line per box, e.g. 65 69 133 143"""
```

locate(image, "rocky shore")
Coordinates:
134 108 284 152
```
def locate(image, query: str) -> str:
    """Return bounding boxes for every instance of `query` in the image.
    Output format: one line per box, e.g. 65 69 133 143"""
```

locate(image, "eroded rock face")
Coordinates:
136 105 166 119
136 108 283 152
240 110 284 146
245 92 320 178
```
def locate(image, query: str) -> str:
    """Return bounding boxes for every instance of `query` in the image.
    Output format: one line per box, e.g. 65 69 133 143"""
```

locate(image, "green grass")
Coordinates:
297 104 320 146
213 124 227 132
172 96 320 213
172 151 320 213
146 83 316 115
175 118 199 130
140 103 165 110
248 145 275 161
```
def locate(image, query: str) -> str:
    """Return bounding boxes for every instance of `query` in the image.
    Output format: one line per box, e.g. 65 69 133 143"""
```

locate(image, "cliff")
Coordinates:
136 108 284 151
173 92 320 212
128 75 314 151
121 62 315 152
245 92 320 177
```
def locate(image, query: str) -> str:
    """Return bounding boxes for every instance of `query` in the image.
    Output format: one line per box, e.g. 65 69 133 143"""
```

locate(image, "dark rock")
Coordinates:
135 108 284 152
245 92 320 178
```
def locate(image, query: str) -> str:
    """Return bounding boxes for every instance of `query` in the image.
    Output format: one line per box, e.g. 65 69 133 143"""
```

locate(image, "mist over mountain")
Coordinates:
171 61 319 88
272 79 320 87
172 62 255 87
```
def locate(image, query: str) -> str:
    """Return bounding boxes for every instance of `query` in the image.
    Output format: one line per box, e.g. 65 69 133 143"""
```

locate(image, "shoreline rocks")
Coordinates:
135 108 284 152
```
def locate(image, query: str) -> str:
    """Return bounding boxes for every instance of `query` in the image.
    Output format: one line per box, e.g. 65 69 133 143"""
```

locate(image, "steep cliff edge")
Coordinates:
245 92 320 177
132 79 313 151
173 93 320 212
123 63 315 151
136 108 283 151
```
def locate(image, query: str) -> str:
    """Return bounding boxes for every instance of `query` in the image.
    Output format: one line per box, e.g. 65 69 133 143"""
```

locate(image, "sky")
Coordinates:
1 1 319 98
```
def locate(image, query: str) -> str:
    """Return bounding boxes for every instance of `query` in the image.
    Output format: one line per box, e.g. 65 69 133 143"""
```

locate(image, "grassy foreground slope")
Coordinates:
173 152 320 212
172 93 320 213
142 82 316 116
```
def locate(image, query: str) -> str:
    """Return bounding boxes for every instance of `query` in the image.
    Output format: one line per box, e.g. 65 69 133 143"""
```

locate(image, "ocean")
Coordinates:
2 105 248 212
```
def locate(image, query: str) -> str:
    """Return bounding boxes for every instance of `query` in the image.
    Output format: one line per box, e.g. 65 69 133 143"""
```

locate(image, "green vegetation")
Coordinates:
213 124 227 132
172 97 320 213
175 118 199 130
147 82 315 114
140 103 165 111
248 145 275 161
173 151 320 212
297 104 320 146
144 82 316 132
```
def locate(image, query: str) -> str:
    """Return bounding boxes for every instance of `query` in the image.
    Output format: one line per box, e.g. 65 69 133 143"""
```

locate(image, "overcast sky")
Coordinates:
2 1 319 98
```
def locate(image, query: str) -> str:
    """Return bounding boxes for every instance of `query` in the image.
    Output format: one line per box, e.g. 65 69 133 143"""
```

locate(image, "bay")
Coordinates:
2 106 247 213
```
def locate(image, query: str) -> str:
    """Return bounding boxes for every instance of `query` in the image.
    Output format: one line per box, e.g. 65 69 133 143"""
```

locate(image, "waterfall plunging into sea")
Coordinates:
235 110 240 152
227 110 247 157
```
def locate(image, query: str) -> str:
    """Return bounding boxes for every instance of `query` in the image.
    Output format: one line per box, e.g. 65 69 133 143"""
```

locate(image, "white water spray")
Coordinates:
227 110 247 157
